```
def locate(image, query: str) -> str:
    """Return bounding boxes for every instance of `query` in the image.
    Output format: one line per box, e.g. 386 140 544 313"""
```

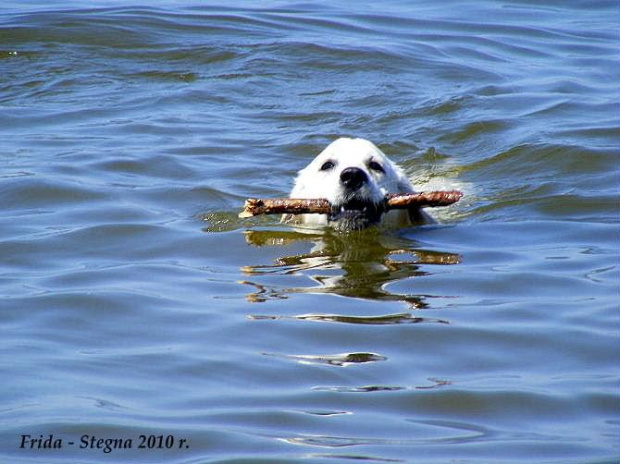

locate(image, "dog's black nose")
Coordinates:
340 167 368 190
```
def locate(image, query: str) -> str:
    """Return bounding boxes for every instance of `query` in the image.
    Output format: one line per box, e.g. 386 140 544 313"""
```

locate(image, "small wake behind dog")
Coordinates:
240 138 462 231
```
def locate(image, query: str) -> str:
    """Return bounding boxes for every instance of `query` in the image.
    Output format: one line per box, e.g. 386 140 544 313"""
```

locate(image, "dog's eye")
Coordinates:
320 160 335 171
368 161 385 173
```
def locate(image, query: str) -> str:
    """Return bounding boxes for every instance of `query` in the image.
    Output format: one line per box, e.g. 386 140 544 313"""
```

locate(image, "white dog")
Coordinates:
283 138 432 230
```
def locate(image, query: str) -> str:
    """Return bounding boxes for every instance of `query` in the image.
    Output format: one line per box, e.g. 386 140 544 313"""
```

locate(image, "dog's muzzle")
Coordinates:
328 167 386 230
328 199 385 230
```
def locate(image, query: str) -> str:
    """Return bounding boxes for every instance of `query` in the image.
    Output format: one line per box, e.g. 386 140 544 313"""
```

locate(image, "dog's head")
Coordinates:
291 138 415 230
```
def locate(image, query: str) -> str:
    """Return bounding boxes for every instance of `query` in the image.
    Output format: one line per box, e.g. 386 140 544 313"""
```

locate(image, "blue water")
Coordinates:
1 1 618 463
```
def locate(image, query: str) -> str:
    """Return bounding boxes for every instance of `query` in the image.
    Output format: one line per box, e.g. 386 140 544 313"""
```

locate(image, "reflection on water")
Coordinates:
249 312 449 325
241 227 460 317
312 377 451 393
242 225 459 395
262 351 387 367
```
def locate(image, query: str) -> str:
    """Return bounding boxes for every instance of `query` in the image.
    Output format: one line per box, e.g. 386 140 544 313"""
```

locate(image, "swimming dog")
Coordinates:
284 138 432 230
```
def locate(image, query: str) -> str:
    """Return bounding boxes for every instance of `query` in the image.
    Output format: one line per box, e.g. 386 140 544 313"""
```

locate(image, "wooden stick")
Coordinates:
384 190 463 209
239 190 462 218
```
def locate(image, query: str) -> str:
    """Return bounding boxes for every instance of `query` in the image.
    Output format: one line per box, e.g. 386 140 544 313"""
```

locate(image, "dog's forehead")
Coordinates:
311 138 389 167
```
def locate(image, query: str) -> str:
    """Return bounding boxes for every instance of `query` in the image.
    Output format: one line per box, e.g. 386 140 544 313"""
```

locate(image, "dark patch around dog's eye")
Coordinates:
320 160 335 171
368 161 385 173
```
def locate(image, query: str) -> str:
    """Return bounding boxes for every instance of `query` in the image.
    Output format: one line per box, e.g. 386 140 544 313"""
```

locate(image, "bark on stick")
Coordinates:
239 190 462 218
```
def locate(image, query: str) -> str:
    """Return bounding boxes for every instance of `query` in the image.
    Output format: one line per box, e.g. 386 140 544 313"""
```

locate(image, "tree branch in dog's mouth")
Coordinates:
238 191 463 218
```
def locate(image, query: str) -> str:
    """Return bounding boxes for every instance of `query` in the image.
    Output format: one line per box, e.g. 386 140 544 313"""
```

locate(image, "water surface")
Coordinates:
1 1 618 463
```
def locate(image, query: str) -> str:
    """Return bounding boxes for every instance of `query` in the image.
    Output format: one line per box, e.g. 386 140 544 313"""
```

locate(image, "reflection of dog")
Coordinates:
284 138 432 230
242 228 461 309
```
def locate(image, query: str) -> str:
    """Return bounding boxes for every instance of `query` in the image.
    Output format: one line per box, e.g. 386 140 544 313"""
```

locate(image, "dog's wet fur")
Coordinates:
284 138 432 231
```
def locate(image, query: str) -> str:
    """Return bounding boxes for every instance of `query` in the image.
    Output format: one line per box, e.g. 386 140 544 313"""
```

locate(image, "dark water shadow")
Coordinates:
240 226 461 320
261 351 387 367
